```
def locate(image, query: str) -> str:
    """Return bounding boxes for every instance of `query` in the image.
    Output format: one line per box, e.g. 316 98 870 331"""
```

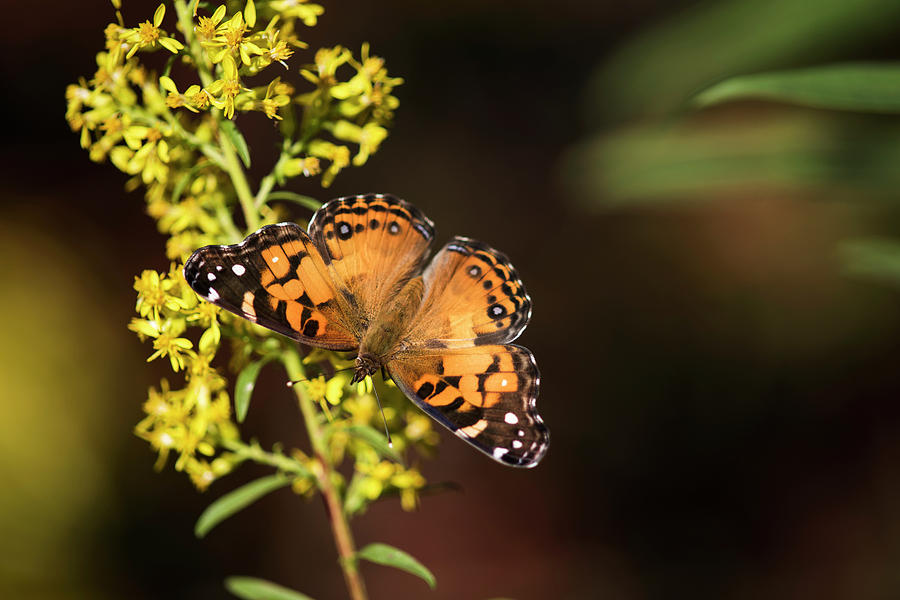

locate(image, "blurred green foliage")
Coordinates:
566 0 900 289
585 0 900 123
0 222 127 600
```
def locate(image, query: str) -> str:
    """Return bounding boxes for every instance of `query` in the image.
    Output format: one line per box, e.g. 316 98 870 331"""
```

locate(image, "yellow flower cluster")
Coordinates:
70 0 433 513
65 0 402 209
129 265 239 490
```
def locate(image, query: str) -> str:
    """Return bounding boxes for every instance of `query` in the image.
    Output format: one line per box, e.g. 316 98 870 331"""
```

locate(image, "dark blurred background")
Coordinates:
7 0 900 598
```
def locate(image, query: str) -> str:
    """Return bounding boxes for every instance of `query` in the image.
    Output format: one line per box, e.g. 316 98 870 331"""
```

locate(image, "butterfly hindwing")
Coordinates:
388 344 548 467
405 236 533 348
308 194 435 326
183 223 357 350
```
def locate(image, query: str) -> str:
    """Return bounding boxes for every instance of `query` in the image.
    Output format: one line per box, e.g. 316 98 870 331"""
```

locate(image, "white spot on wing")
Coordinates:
232 264 246 276
207 273 216 281
241 291 257 322
501 378 508 387
458 419 488 438
208 288 219 301
493 447 509 460
504 412 518 424
216 265 223 271
271 256 279 263
512 440 523 449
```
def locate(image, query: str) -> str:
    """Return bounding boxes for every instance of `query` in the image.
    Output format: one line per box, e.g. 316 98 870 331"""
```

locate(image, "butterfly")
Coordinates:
183 193 548 467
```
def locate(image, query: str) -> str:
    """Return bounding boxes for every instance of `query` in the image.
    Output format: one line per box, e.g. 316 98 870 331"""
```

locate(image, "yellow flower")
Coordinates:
148 333 194 371
203 6 263 66
307 140 350 187
133 269 167 319
159 76 202 113
186 458 217 491
269 0 324 27
280 156 320 178
257 78 291 119
206 56 248 119
195 5 227 41
300 46 351 88
329 120 388 166
121 5 184 59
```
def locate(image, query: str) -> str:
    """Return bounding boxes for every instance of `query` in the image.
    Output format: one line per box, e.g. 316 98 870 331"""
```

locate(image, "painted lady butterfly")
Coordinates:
183 194 549 467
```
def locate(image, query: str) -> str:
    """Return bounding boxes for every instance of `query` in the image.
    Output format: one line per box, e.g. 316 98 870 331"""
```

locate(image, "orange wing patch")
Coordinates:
404 236 532 349
388 344 548 468
183 223 357 350
308 194 435 321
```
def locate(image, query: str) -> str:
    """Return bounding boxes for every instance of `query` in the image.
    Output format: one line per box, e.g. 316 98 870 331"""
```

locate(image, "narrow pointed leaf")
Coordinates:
838 237 900 285
235 358 270 423
265 191 322 211
171 161 209 203
356 542 436 589
195 474 290 538
225 576 316 600
221 120 251 167
695 63 900 113
346 425 402 463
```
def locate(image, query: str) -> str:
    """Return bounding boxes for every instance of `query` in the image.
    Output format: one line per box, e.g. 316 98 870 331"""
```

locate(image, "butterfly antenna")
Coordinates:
286 366 356 388
371 378 393 448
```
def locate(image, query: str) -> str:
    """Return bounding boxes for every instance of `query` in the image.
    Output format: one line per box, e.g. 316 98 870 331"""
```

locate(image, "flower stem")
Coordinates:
221 438 312 477
282 346 368 600
173 0 259 233
219 136 261 232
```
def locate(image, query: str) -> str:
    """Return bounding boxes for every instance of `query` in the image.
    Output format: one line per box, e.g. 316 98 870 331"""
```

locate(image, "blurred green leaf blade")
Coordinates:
345 424 403 463
225 576 316 600
356 542 436 589
589 0 900 122
695 63 900 113
195 474 290 538
839 237 900 284
235 358 270 423
266 191 322 211
221 120 251 167
561 115 900 208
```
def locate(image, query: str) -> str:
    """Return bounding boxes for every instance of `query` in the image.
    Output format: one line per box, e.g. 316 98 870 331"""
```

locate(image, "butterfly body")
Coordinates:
184 194 548 467
358 275 425 367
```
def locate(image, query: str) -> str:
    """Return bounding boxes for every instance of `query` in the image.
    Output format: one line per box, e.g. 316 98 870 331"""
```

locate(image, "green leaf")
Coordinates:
356 542 436 589
195 474 290 538
838 237 900 285
235 358 271 423
586 0 900 122
221 120 251 167
171 161 210 203
560 116 900 208
345 425 403 463
695 63 900 113
225 576 316 600
265 191 322 211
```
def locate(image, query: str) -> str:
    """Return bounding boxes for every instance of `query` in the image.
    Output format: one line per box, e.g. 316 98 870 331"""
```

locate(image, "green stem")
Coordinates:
173 1 214 88
214 203 243 243
173 0 259 233
222 438 312 477
282 346 368 600
255 172 277 209
220 137 260 231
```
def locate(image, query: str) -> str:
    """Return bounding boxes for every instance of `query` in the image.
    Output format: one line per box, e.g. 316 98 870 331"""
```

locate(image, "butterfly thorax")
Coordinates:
352 276 425 383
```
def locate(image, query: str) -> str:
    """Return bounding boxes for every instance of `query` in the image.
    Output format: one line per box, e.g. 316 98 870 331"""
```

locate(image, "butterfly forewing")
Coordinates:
308 194 435 323
405 236 533 348
388 345 548 467
183 223 357 350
